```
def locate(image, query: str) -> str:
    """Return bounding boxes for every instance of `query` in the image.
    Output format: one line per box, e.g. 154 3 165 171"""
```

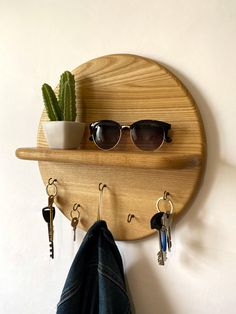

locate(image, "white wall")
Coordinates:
1 0 236 313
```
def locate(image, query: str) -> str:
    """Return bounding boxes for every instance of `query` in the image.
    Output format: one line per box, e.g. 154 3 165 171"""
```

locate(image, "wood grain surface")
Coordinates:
34 54 206 240
16 148 202 170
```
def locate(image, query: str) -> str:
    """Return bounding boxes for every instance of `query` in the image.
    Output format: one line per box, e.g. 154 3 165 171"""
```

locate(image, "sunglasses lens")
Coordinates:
131 121 164 151
92 121 121 150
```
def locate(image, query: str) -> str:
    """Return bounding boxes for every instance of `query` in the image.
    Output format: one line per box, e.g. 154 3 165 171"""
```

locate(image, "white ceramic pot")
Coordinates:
43 121 86 149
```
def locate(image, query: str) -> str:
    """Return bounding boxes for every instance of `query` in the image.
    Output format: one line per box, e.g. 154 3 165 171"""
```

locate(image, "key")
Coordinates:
150 212 163 230
157 232 166 266
48 195 54 242
167 213 173 251
150 212 167 265
163 212 173 251
161 213 168 250
42 196 55 259
71 217 79 241
160 213 168 262
42 206 55 258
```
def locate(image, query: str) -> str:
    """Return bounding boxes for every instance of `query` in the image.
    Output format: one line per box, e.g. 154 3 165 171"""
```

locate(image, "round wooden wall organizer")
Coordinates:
36 54 206 241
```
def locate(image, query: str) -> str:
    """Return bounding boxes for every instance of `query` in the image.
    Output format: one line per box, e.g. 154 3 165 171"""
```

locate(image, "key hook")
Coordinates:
163 191 169 200
97 183 107 221
48 178 57 185
127 214 135 223
99 183 107 191
73 203 80 211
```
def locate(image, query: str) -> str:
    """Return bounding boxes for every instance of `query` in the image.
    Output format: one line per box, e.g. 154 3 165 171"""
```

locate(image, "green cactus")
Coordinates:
42 84 62 121
42 71 77 121
63 81 76 121
59 71 76 121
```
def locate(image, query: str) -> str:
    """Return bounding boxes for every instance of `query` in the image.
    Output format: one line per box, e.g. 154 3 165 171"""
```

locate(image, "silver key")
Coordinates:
157 230 165 265
158 218 168 265
158 228 168 265
164 212 173 251
150 212 167 266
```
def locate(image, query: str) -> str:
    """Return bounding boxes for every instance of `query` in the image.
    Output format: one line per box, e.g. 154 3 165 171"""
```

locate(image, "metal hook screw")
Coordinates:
163 191 170 200
99 183 107 191
97 183 107 221
73 203 80 211
48 178 58 185
127 214 135 223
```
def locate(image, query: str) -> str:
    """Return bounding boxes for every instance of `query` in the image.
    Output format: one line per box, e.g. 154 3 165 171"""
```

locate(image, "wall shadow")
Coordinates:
159 62 220 267
162 62 220 220
125 252 175 314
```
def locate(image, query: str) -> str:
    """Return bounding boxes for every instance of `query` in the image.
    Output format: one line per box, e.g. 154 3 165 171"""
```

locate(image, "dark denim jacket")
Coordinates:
56 220 132 314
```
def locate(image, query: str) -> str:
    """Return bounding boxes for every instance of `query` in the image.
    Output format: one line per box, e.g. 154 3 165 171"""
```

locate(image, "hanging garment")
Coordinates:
56 220 132 314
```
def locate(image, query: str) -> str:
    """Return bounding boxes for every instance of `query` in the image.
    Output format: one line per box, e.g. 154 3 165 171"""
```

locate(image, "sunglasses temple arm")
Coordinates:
89 124 94 141
164 129 172 143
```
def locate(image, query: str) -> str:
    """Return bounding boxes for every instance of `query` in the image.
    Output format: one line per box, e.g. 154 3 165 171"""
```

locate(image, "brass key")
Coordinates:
70 203 80 242
42 195 55 258
71 217 79 241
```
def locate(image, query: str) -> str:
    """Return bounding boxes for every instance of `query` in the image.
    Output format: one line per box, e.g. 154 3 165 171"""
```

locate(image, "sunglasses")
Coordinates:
89 119 172 151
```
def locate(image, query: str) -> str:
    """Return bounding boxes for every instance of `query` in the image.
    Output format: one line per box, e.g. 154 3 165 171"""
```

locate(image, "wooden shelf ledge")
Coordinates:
15 147 201 170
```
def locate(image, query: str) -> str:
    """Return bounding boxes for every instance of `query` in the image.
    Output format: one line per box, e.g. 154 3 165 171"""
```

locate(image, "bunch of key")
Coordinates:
42 194 56 259
150 209 173 266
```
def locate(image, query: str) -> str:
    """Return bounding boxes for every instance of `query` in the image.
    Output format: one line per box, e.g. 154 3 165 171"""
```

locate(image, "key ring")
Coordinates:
46 178 58 197
156 191 174 214
70 203 80 220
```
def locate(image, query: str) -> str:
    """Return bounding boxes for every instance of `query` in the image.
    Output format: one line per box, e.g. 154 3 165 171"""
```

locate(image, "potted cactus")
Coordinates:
42 71 85 149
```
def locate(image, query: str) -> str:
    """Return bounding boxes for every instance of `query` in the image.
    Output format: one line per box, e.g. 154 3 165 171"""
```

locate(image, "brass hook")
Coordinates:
97 183 107 221
127 214 135 223
73 203 80 211
48 178 58 185
99 183 107 191
163 191 170 200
